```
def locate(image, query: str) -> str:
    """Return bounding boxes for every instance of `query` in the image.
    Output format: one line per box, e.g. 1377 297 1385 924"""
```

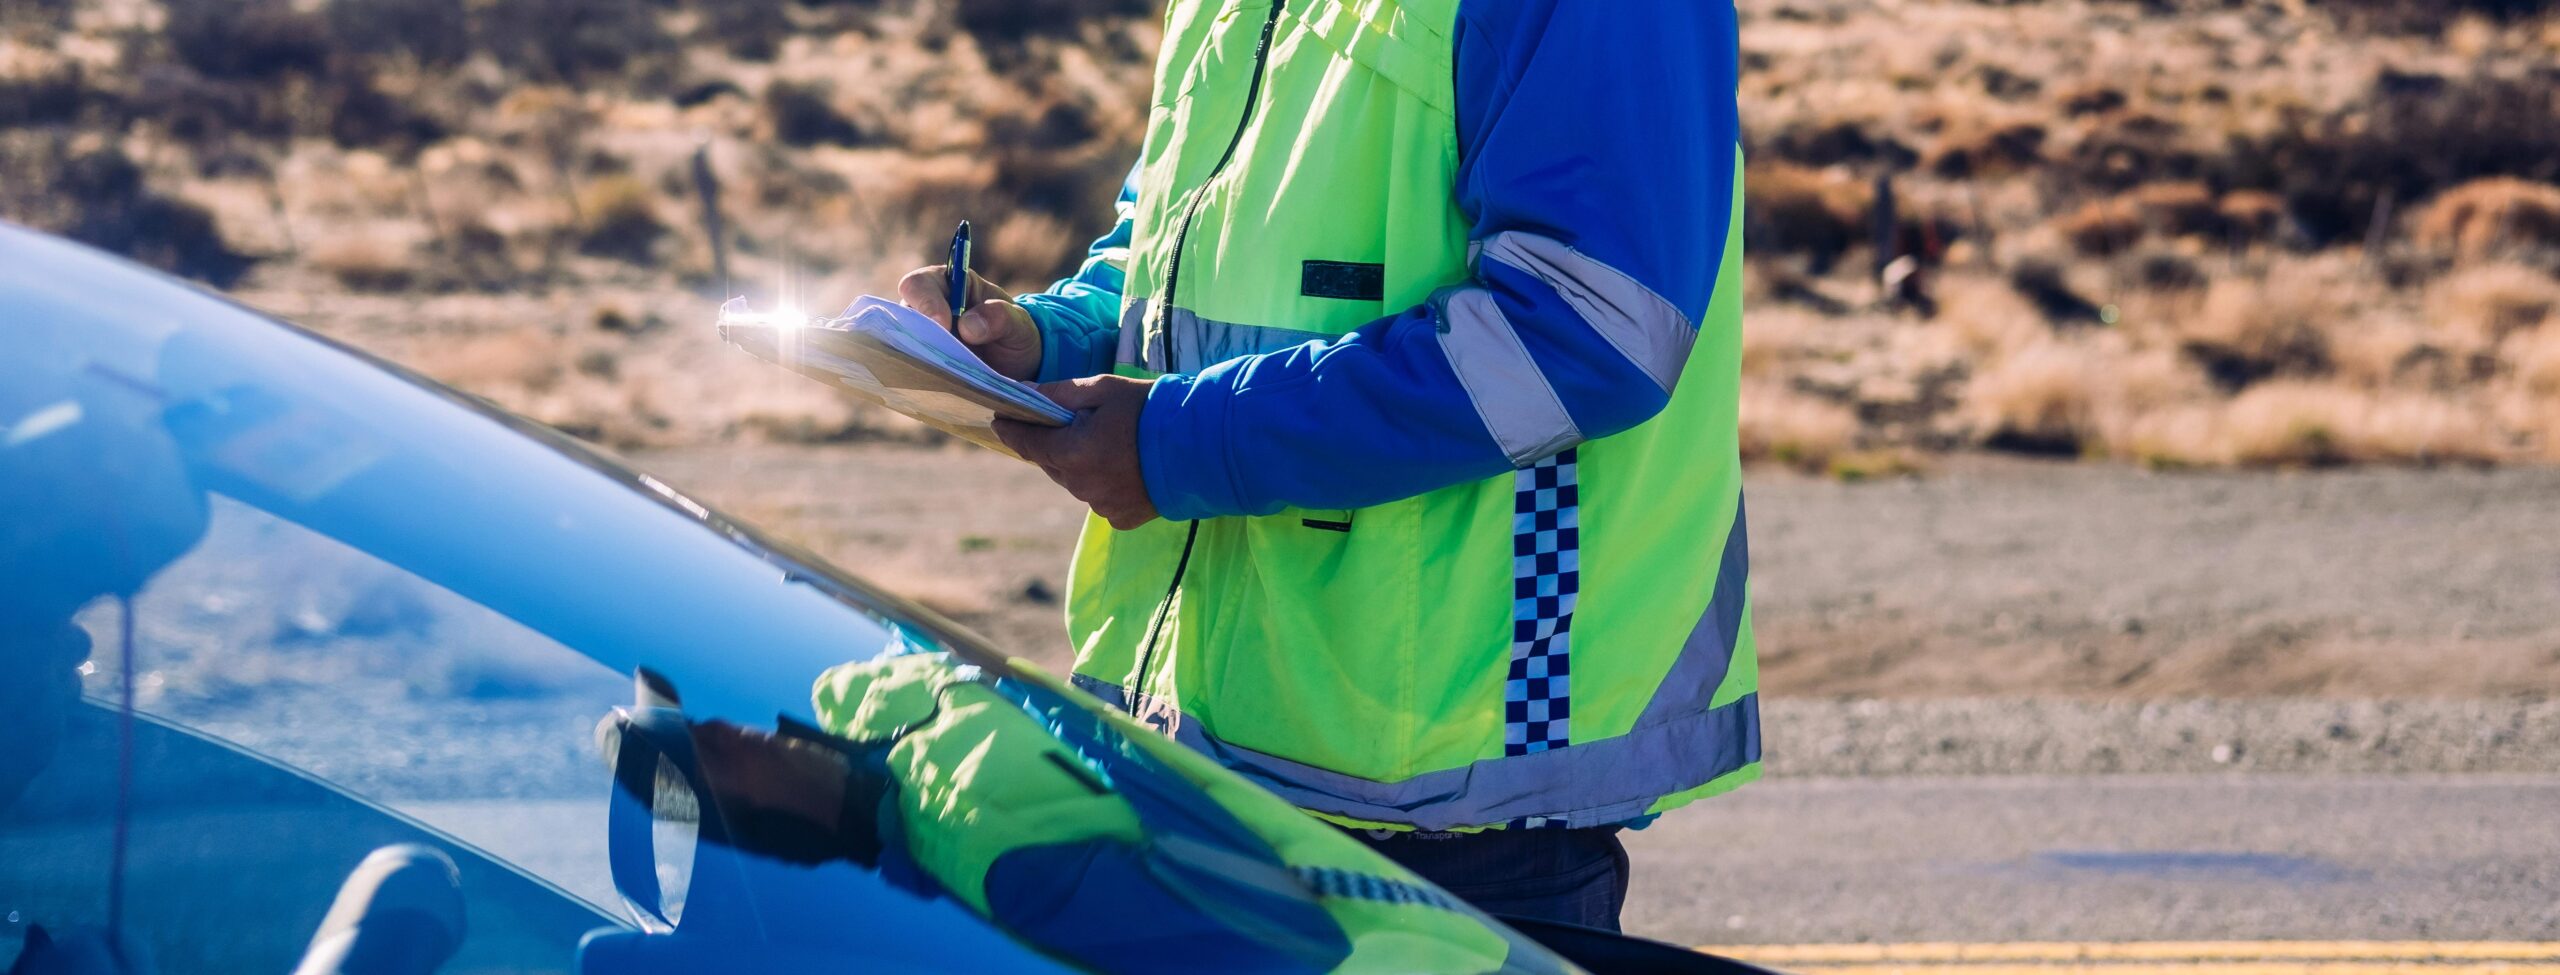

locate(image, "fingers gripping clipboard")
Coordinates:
717 296 1073 459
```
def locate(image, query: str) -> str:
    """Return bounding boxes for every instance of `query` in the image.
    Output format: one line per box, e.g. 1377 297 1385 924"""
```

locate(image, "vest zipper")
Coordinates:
1156 0 1288 362
1129 0 1288 708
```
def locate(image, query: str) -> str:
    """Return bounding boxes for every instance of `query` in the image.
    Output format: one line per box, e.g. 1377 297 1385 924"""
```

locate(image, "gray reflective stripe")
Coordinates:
1478 231 1697 395
1075 674 1756 830
1063 501 1756 830
1637 494 1750 728
1112 302 1337 374
1434 286 1583 466
1114 301 1150 369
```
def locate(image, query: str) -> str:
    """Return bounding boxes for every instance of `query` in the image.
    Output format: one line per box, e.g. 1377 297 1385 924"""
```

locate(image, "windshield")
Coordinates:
0 225 1572 974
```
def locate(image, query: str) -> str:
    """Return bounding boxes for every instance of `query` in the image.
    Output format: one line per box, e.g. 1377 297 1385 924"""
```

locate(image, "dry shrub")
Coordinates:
764 81 867 148
1739 382 1859 472
2105 403 2224 469
164 0 328 81
402 330 568 394
1963 338 2096 455
2130 182 2225 239
1924 121 2046 180
2007 256 2104 324
2353 395 2508 465
324 0 469 68
576 175 666 264
2127 249 2209 292
1757 118 1916 169
2058 182 2226 257
0 41 85 127
695 0 791 62
2086 347 2216 459
1739 304 1823 378
2220 383 2360 466
16 143 254 287
2412 178 2560 260
2057 83 2127 117
473 0 675 87
2322 0 2559 32
1935 271 2047 358
1743 162 1868 273
956 0 1154 43
2057 198 2143 257
2428 263 2560 342
2218 190 2288 246
2511 327 2560 398
2064 112 2201 193
2222 382 2504 467
307 233 416 291
2180 265 2349 388
2217 71 2560 247
2326 319 2437 389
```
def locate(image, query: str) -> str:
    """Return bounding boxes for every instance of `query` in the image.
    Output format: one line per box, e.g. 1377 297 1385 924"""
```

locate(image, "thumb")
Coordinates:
957 305 999 345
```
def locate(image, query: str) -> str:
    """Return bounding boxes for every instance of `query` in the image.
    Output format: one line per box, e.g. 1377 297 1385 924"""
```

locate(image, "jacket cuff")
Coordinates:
1138 371 1248 522
1016 296 1117 385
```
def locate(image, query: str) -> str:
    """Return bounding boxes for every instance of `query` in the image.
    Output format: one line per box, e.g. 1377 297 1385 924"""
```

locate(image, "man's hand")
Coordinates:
897 265 1043 382
994 376 1160 531
689 720 849 831
685 720 889 867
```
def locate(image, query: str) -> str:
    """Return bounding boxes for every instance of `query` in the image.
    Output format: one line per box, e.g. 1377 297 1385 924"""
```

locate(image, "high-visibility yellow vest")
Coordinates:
1069 0 1758 831
812 654 1563 973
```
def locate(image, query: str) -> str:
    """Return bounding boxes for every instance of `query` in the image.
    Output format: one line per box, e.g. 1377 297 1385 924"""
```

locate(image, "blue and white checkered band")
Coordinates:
1506 449 1580 757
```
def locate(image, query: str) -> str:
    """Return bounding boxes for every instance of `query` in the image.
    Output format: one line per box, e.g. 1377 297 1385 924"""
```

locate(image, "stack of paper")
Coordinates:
716 295 1072 458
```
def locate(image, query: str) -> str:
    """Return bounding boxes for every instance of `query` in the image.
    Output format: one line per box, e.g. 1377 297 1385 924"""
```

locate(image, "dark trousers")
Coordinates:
1345 826 1631 931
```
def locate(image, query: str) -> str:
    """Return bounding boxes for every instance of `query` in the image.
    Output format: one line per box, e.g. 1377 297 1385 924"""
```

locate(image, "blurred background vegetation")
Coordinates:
2 0 2557 469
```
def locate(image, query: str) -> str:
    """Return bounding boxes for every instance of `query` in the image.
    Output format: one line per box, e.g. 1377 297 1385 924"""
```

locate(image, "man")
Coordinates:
899 0 1753 931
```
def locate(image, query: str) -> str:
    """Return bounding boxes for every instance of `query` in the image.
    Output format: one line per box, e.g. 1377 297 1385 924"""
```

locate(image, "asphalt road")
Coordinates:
1626 774 2560 948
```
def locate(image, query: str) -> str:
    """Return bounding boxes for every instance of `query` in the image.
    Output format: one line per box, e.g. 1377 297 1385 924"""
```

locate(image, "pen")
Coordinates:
947 219 973 329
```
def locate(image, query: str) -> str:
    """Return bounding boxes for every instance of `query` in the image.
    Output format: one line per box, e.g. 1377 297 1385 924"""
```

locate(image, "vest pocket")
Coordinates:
1155 0 1254 108
1290 0 1455 116
1295 508 1355 533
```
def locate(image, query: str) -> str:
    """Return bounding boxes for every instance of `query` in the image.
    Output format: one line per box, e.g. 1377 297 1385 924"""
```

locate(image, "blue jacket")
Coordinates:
1016 0 1740 522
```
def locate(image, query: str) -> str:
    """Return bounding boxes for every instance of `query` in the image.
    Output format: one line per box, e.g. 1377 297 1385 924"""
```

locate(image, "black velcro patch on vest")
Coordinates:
1301 261 1386 301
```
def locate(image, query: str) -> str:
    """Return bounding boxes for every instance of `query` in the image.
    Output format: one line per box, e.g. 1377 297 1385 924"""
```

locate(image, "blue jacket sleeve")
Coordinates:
1138 0 1743 521
1015 167 1138 383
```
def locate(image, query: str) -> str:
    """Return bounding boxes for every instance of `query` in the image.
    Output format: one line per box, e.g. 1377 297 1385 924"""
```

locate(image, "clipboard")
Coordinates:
717 297 1072 459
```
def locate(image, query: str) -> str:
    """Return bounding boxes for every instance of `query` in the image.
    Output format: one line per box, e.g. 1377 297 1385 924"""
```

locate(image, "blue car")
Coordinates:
0 224 1758 975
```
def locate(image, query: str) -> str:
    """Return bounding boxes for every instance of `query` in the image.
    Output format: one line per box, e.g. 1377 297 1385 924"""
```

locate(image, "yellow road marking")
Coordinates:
1735 965 2560 975
1711 944 2560 973
1725 944 2560 964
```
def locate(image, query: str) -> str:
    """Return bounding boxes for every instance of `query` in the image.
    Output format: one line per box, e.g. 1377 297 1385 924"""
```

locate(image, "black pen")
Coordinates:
947 220 973 328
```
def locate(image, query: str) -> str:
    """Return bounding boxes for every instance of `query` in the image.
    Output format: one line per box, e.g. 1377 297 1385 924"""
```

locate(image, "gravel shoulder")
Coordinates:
631 445 2560 777
1626 774 2560 945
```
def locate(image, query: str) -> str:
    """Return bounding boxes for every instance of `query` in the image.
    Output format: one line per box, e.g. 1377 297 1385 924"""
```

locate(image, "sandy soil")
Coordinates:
634 444 2560 700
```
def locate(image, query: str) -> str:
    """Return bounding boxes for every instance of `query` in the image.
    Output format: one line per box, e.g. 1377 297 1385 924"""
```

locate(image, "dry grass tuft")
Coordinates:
1962 338 2097 455
2059 182 2232 257
574 175 666 264
2428 263 2560 342
307 232 417 292
2223 382 2506 467
1935 272 2049 358
1739 382 1860 473
2510 327 2560 398
2218 191 2290 246
2414 178 2560 260
1743 162 1868 273
2179 264 2355 388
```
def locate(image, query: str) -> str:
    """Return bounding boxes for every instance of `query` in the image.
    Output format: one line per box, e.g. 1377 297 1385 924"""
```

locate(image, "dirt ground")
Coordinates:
634 444 2560 700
